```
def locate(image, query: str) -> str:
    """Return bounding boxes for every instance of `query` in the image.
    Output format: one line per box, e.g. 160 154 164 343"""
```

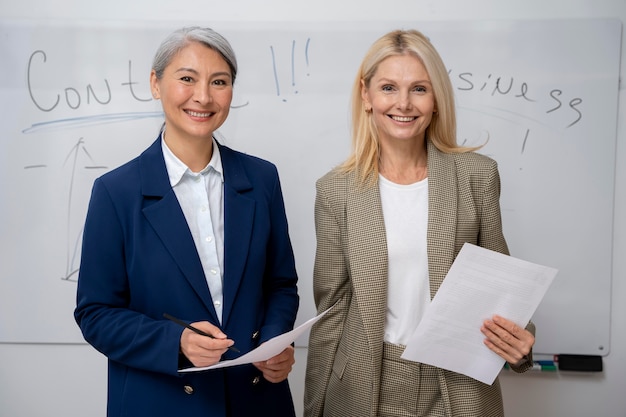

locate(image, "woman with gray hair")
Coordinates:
75 26 299 417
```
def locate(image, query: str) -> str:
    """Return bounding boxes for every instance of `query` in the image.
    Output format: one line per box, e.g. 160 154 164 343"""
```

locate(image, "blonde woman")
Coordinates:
304 29 535 417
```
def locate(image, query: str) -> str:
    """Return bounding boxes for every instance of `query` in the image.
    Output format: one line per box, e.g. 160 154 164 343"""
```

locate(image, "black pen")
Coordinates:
163 313 240 353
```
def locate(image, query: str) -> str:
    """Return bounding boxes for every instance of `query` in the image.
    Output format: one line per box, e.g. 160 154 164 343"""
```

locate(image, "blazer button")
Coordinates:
183 385 194 395
251 376 261 385
251 330 260 340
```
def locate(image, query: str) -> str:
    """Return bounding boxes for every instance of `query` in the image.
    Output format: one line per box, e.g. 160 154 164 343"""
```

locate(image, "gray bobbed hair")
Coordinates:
152 26 238 83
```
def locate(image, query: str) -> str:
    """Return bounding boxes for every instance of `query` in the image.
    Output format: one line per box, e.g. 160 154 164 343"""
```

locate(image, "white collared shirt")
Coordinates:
162 134 225 322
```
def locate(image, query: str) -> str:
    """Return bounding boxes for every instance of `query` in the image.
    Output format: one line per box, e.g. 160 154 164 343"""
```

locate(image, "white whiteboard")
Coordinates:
0 19 620 356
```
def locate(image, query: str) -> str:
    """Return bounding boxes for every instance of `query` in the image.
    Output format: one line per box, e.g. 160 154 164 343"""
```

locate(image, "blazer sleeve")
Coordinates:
304 174 352 417
476 158 509 255
74 177 182 376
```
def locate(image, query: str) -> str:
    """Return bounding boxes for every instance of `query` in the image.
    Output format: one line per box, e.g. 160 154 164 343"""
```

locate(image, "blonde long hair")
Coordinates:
339 29 481 184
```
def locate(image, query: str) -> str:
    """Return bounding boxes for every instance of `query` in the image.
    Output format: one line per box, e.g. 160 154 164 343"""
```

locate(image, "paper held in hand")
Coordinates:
400 243 558 385
179 304 335 372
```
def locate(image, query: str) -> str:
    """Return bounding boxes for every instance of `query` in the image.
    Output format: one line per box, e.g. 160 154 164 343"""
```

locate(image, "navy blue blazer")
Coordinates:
75 137 299 417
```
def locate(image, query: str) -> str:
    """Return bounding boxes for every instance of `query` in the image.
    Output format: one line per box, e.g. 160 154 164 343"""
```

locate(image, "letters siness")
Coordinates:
27 50 152 113
449 70 583 128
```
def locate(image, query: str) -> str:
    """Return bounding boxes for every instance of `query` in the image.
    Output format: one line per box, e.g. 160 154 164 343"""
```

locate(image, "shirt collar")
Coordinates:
161 131 224 188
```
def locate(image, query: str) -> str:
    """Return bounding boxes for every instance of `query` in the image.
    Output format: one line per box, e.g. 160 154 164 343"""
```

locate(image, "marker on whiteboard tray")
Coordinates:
536 360 557 371
526 360 556 372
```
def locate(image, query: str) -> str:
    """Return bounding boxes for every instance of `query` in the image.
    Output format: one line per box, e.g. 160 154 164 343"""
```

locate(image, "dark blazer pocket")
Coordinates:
331 348 348 380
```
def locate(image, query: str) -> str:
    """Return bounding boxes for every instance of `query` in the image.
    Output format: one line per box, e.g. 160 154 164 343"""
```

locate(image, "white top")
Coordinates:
162 135 225 322
379 174 430 346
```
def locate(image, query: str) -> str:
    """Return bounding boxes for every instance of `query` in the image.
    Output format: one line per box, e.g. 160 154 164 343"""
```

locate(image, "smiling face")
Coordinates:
361 53 436 147
150 41 233 145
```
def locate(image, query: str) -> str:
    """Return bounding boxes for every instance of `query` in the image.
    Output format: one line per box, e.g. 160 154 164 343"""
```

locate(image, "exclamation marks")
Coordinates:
270 38 311 102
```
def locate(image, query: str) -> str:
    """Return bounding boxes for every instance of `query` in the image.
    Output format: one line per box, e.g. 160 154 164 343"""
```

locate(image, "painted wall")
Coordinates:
0 1 624 416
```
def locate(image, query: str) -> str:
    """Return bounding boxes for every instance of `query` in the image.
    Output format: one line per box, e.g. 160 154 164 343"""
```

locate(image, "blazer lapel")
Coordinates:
139 139 219 321
345 142 459 338
219 144 254 327
426 141 458 298
345 172 388 357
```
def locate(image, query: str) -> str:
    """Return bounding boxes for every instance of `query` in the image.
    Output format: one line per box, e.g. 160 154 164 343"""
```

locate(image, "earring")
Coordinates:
364 105 372 113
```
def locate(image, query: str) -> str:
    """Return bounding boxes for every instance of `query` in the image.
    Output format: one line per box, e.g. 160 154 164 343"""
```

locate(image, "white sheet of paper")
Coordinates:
400 243 557 385
179 304 333 373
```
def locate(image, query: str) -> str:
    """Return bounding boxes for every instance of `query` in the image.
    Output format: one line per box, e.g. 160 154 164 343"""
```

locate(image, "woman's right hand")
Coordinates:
179 321 235 367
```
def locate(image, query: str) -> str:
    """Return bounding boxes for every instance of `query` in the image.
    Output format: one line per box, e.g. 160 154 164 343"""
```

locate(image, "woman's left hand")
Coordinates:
253 345 295 383
481 315 535 366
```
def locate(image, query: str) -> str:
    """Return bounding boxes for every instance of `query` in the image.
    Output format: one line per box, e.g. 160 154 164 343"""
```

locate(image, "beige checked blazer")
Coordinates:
304 141 533 417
